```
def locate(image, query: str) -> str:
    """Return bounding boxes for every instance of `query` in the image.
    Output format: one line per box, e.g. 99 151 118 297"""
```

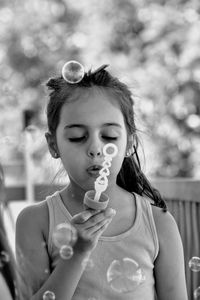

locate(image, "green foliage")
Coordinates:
0 0 200 180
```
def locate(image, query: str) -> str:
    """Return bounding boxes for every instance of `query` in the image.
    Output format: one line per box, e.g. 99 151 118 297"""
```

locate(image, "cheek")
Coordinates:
60 155 83 180
110 149 125 173
60 149 80 165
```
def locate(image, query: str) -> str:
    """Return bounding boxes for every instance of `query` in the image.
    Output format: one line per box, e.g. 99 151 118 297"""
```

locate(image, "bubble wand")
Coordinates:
84 143 118 210
93 143 118 201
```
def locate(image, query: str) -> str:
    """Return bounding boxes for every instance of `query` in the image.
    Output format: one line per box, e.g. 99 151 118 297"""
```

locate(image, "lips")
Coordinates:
86 165 102 177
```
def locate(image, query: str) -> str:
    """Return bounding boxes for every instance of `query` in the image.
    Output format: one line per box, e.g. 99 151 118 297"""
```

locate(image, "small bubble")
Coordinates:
59 245 73 260
43 290 56 300
189 257 200 272
52 223 77 249
82 258 94 271
107 257 145 294
194 287 200 300
44 268 50 275
41 241 47 248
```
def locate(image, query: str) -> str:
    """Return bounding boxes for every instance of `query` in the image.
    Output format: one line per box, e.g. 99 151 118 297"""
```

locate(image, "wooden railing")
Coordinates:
4 179 200 300
151 179 200 300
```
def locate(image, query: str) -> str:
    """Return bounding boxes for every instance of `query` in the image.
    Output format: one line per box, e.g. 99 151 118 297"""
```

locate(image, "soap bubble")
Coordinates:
194 287 200 300
62 61 84 84
82 257 94 271
189 257 200 272
59 245 73 260
42 290 56 300
107 257 145 293
41 241 47 249
52 223 77 249
44 268 50 275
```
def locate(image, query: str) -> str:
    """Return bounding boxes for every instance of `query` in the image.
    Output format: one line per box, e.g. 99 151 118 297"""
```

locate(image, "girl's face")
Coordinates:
50 87 129 192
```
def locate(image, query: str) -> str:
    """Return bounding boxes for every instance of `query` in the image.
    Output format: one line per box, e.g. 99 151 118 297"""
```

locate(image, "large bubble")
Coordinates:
52 223 77 249
107 257 145 293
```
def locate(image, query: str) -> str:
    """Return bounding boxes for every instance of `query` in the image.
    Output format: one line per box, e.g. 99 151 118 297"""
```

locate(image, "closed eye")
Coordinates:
68 136 118 142
68 137 86 142
102 136 118 141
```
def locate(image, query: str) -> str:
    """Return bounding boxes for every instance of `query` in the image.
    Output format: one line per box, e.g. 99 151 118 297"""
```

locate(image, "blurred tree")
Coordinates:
95 0 200 178
0 0 82 164
0 0 200 181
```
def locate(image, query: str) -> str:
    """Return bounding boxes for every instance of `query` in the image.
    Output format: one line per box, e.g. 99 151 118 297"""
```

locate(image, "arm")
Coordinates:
152 206 188 300
0 274 13 300
15 202 115 300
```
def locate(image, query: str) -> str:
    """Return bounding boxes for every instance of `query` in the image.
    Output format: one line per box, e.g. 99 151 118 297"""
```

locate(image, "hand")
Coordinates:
71 208 116 253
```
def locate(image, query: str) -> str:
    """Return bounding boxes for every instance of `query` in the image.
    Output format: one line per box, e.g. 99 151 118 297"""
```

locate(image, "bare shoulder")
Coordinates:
16 201 52 295
151 205 188 300
151 204 180 244
16 200 49 237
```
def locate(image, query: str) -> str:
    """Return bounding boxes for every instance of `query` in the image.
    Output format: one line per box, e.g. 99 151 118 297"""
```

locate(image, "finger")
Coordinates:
84 208 116 230
86 217 113 235
71 209 100 224
92 218 113 240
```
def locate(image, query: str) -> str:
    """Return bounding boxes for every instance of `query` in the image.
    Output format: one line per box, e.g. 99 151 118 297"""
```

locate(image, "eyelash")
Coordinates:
68 137 86 142
68 136 118 143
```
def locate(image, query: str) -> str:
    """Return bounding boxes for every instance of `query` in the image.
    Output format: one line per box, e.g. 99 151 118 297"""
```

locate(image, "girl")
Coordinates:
16 61 188 300
0 213 17 300
0 164 19 300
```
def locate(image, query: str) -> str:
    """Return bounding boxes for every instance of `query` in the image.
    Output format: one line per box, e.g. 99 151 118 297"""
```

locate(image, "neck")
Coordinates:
61 180 129 214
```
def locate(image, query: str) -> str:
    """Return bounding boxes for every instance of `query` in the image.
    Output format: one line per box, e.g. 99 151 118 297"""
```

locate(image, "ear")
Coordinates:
45 132 60 159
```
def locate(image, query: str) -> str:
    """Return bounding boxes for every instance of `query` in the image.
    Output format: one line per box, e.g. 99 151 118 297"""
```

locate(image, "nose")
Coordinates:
87 140 102 158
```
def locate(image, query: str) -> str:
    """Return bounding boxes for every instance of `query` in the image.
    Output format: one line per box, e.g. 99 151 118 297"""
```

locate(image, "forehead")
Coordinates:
59 86 125 126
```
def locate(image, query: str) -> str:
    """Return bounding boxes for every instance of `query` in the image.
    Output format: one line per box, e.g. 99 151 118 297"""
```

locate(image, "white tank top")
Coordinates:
46 191 159 300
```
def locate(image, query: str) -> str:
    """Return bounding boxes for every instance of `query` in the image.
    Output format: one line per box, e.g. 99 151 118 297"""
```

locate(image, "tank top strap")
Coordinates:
46 191 72 256
136 194 159 260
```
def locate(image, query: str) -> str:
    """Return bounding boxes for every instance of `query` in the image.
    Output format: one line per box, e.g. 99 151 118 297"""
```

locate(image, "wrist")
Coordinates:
73 244 92 258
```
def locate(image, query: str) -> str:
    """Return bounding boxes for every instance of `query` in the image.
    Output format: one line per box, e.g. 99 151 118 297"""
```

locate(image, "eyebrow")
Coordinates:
64 123 122 129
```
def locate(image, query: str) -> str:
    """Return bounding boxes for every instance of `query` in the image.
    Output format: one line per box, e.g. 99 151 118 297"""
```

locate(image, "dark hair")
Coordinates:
46 65 167 212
